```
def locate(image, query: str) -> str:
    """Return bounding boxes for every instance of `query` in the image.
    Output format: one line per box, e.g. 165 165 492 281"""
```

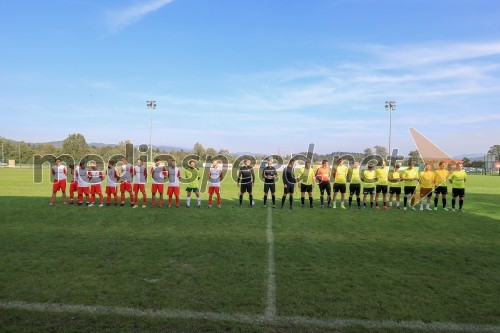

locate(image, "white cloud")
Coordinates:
105 0 174 35
364 41 500 67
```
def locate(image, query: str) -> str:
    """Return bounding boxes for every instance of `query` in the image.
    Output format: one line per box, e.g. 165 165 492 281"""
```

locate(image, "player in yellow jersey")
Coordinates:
402 162 419 210
418 163 435 210
374 161 389 209
433 161 450 211
297 160 315 208
388 164 402 209
347 161 362 209
185 160 202 208
332 159 349 209
449 162 467 212
362 164 377 208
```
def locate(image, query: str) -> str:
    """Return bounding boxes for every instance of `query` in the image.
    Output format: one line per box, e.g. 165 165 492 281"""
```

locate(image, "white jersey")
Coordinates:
76 167 91 187
120 163 133 183
52 165 67 181
151 165 167 184
209 167 222 187
89 169 104 184
133 165 147 184
106 167 120 187
167 167 181 187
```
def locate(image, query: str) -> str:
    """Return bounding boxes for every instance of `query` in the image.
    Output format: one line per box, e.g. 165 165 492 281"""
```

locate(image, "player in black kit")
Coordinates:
262 159 278 208
281 159 298 209
237 159 255 207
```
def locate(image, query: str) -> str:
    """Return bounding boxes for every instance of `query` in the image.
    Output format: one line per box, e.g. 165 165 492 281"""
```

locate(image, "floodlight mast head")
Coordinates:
385 101 396 111
147 100 157 109
147 100 157 163
385 101 397 167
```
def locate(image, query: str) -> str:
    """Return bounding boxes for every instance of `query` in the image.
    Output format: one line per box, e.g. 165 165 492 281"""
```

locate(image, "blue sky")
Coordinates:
1 0 499 156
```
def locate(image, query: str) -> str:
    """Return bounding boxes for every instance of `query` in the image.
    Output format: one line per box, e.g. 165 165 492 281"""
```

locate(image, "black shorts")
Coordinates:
389 187 401 195
319 181 331 196
300 184 313 193
452 188 465 197
264 183 276 194
404 186 416 195
434 186 448 195
284 183 295 194
240 183 253 194
376 185 388 194
333 183 346 193
349 184 361 196
363 187 375 195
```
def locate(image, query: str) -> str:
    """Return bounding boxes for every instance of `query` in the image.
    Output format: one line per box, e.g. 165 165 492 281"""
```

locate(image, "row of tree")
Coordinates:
0 135 232 165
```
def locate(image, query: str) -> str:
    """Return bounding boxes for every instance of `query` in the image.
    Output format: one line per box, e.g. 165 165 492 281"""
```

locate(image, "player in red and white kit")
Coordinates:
208 160 223 208
119 157 134 207
68 163 78 205
75 161 91 206
151 157 167 208
106 160 120 206
49 158 67 206
166 160 181 208
133 159 148 208
88 161 104 207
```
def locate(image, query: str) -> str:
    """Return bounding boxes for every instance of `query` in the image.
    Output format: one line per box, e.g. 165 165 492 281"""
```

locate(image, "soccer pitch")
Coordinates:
0 169 499 332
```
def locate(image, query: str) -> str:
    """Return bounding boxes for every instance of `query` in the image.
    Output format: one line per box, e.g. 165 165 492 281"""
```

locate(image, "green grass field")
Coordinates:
0 168 499 332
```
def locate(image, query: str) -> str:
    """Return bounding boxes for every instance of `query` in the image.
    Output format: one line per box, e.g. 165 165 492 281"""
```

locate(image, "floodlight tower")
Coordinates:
147 100 157 163
385 101 396 166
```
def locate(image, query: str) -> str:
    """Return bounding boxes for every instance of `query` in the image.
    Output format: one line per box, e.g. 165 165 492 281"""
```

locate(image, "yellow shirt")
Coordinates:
375 167 389 186
450 170 467 189
297 167 315 185
403 168 419 186
334 165 349 184
419 170 435 188
363 170 376 188
434 169 449 187
389 171 401 188
349 167 362 184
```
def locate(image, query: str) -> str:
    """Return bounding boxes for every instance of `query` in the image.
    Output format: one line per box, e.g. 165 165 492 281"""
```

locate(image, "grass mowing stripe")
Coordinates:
265 206 276 319
2 300 499 332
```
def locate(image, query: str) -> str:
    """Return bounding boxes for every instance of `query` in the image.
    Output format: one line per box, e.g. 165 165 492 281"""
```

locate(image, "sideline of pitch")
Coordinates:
1 300 499 332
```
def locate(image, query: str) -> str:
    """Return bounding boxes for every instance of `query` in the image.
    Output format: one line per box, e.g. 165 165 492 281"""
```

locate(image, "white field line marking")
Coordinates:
1 300 499 332
265 206 276 319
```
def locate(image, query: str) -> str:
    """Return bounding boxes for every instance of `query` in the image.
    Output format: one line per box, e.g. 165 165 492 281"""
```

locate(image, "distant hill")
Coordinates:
453 153 485 161
1 138 186 152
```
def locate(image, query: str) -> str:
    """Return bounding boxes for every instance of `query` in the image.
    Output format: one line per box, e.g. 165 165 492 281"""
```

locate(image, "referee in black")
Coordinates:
262 159 278 208
237 159 255 207
281 159 298 209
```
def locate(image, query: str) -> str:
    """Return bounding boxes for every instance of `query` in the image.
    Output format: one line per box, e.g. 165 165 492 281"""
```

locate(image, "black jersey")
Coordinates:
283 166 297 185
238 165 255 184
262 166 277 184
